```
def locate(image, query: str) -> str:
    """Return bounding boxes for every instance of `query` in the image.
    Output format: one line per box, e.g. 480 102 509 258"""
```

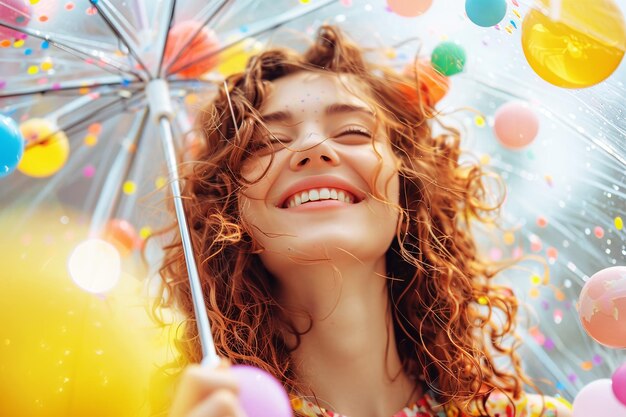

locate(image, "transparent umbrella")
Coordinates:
1 0 626 415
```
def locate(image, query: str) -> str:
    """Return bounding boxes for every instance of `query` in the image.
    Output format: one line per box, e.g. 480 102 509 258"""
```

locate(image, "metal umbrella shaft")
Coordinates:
148 79 219 368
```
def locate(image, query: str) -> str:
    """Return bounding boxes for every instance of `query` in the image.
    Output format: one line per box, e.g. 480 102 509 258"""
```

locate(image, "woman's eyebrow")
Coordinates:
260 103 375 124
325 103 375 118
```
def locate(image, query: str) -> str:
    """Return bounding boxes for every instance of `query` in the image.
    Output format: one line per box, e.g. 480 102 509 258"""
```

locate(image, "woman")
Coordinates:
159 26 572 417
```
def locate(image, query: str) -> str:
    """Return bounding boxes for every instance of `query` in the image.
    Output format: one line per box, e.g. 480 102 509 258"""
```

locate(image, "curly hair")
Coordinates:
156 25 532 416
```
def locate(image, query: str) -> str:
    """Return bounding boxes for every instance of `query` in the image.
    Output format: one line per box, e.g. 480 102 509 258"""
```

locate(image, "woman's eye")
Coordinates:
334 127 372 139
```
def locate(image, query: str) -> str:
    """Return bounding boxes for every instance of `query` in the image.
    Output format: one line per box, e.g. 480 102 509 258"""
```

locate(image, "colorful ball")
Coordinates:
402 59 450 107
521 0 626 88
493 101 540 149
103 219 140 257
165 20 220 78
217 38 263 78
0 0 32 40
230 365 293 417
18 118 70 178
431 42 466 76
572 379 626 417
0 114 24 178
386 0 433 17
578 266 626 348
465 0 507 27
613 364 626 406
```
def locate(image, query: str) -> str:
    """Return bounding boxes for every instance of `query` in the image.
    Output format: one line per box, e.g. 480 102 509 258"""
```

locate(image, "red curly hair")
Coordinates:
157 25 532 416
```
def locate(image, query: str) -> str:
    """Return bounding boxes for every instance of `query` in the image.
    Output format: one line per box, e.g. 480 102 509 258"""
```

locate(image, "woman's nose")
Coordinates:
289 132 340 170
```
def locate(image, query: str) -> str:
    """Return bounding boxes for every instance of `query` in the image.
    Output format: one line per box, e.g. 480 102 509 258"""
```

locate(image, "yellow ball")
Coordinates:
521 0 626 88
217 38 263 77
18 118 70 178
0 210 175 417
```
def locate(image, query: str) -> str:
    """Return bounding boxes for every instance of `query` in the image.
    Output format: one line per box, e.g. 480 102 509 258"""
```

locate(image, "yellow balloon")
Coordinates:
0 210 176 417
217 38 264 77
18 118 70 178
521 0 626 88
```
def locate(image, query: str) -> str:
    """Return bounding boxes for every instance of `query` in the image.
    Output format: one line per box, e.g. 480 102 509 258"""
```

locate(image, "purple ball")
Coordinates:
613 364 626 406
230 365 293 417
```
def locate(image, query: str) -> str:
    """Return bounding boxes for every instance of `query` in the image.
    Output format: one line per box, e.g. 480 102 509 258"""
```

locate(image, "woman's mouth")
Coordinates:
282 187 358 208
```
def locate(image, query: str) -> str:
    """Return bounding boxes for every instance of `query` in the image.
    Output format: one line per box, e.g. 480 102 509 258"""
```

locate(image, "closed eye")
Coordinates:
337 127 371 137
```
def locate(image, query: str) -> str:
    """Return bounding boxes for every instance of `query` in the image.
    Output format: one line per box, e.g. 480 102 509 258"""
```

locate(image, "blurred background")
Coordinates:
0 0 625 415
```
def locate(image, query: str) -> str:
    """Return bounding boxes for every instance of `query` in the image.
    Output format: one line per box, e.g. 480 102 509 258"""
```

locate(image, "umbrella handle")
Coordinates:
148 79 220 368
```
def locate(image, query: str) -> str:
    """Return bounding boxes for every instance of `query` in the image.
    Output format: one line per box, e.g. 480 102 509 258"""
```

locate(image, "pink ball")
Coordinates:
493 101 539 149
387 0 433 17
613 364 626 406
0 0 32 40
578 266 626 348
230 365 293 417
573 379 626 417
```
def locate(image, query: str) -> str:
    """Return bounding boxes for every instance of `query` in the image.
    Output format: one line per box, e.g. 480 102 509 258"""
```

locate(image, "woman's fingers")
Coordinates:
187 388 247 417
169 364 244 417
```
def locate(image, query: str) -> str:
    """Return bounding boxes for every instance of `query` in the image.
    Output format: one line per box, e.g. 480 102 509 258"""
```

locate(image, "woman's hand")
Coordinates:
168 362 248 417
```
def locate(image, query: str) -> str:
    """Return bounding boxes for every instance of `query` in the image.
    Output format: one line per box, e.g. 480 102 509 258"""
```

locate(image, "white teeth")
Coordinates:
309 189 320 201
284 187 357 208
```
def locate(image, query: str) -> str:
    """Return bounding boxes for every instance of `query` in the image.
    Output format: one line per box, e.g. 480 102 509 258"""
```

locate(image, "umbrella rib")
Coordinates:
154 0 179 78
0 77 138 98
89 0 152 80
23 93 138 149
166 0 338 78
160 0 232 77
88 108 149 237
0 21 142 79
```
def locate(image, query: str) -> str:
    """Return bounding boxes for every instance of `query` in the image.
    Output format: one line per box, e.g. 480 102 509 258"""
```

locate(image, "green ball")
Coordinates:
431 42 466 76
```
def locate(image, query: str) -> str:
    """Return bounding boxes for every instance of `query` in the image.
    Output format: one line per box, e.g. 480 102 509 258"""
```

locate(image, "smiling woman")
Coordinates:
158 26 571 417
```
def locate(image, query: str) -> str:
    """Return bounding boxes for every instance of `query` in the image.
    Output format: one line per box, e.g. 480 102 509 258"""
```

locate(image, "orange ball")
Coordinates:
165 20 220 78
402 59 450 107
102 219 139 257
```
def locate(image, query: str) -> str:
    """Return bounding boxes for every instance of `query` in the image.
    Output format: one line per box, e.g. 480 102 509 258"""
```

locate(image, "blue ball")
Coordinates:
0 114 24 178
465 0 507 27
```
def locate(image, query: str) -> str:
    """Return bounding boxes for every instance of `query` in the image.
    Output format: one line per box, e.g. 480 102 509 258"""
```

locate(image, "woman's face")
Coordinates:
239 71 400 276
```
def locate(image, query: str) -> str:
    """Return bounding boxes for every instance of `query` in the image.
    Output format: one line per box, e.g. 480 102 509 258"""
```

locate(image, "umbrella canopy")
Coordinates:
1 0 626 414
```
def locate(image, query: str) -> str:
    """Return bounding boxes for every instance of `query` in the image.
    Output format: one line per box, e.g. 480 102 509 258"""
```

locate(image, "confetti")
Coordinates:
87 123 102 135
40 61 53 71
503 231 515 245
512 9 521 19
474 115 485 127
29 0 40 4
580 361 593 371
615 216 623 230
594 226 604 238
65 2 75 10
27 65 39 75
139 226 152 240
84 134 98 146
530 274 541 285
478 296 488 305
511 0 519 6
83 165 95 178
546 246 558 261
41 40 49 49
24 48 32 55
13 39 24 48
553 309 563 324
536 216 548 227
0 40 11 48
38 15 48 22
155 176 167 189
509 20 517 29
545 174 553 187
86 6 97 15
123 181 136 195
529 287 540 299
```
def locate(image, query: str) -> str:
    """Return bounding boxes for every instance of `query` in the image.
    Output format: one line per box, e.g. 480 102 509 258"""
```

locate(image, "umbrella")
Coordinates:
1 0 626 414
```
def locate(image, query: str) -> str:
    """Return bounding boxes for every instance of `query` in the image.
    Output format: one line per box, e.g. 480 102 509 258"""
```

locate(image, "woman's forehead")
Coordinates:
260 71 374 117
